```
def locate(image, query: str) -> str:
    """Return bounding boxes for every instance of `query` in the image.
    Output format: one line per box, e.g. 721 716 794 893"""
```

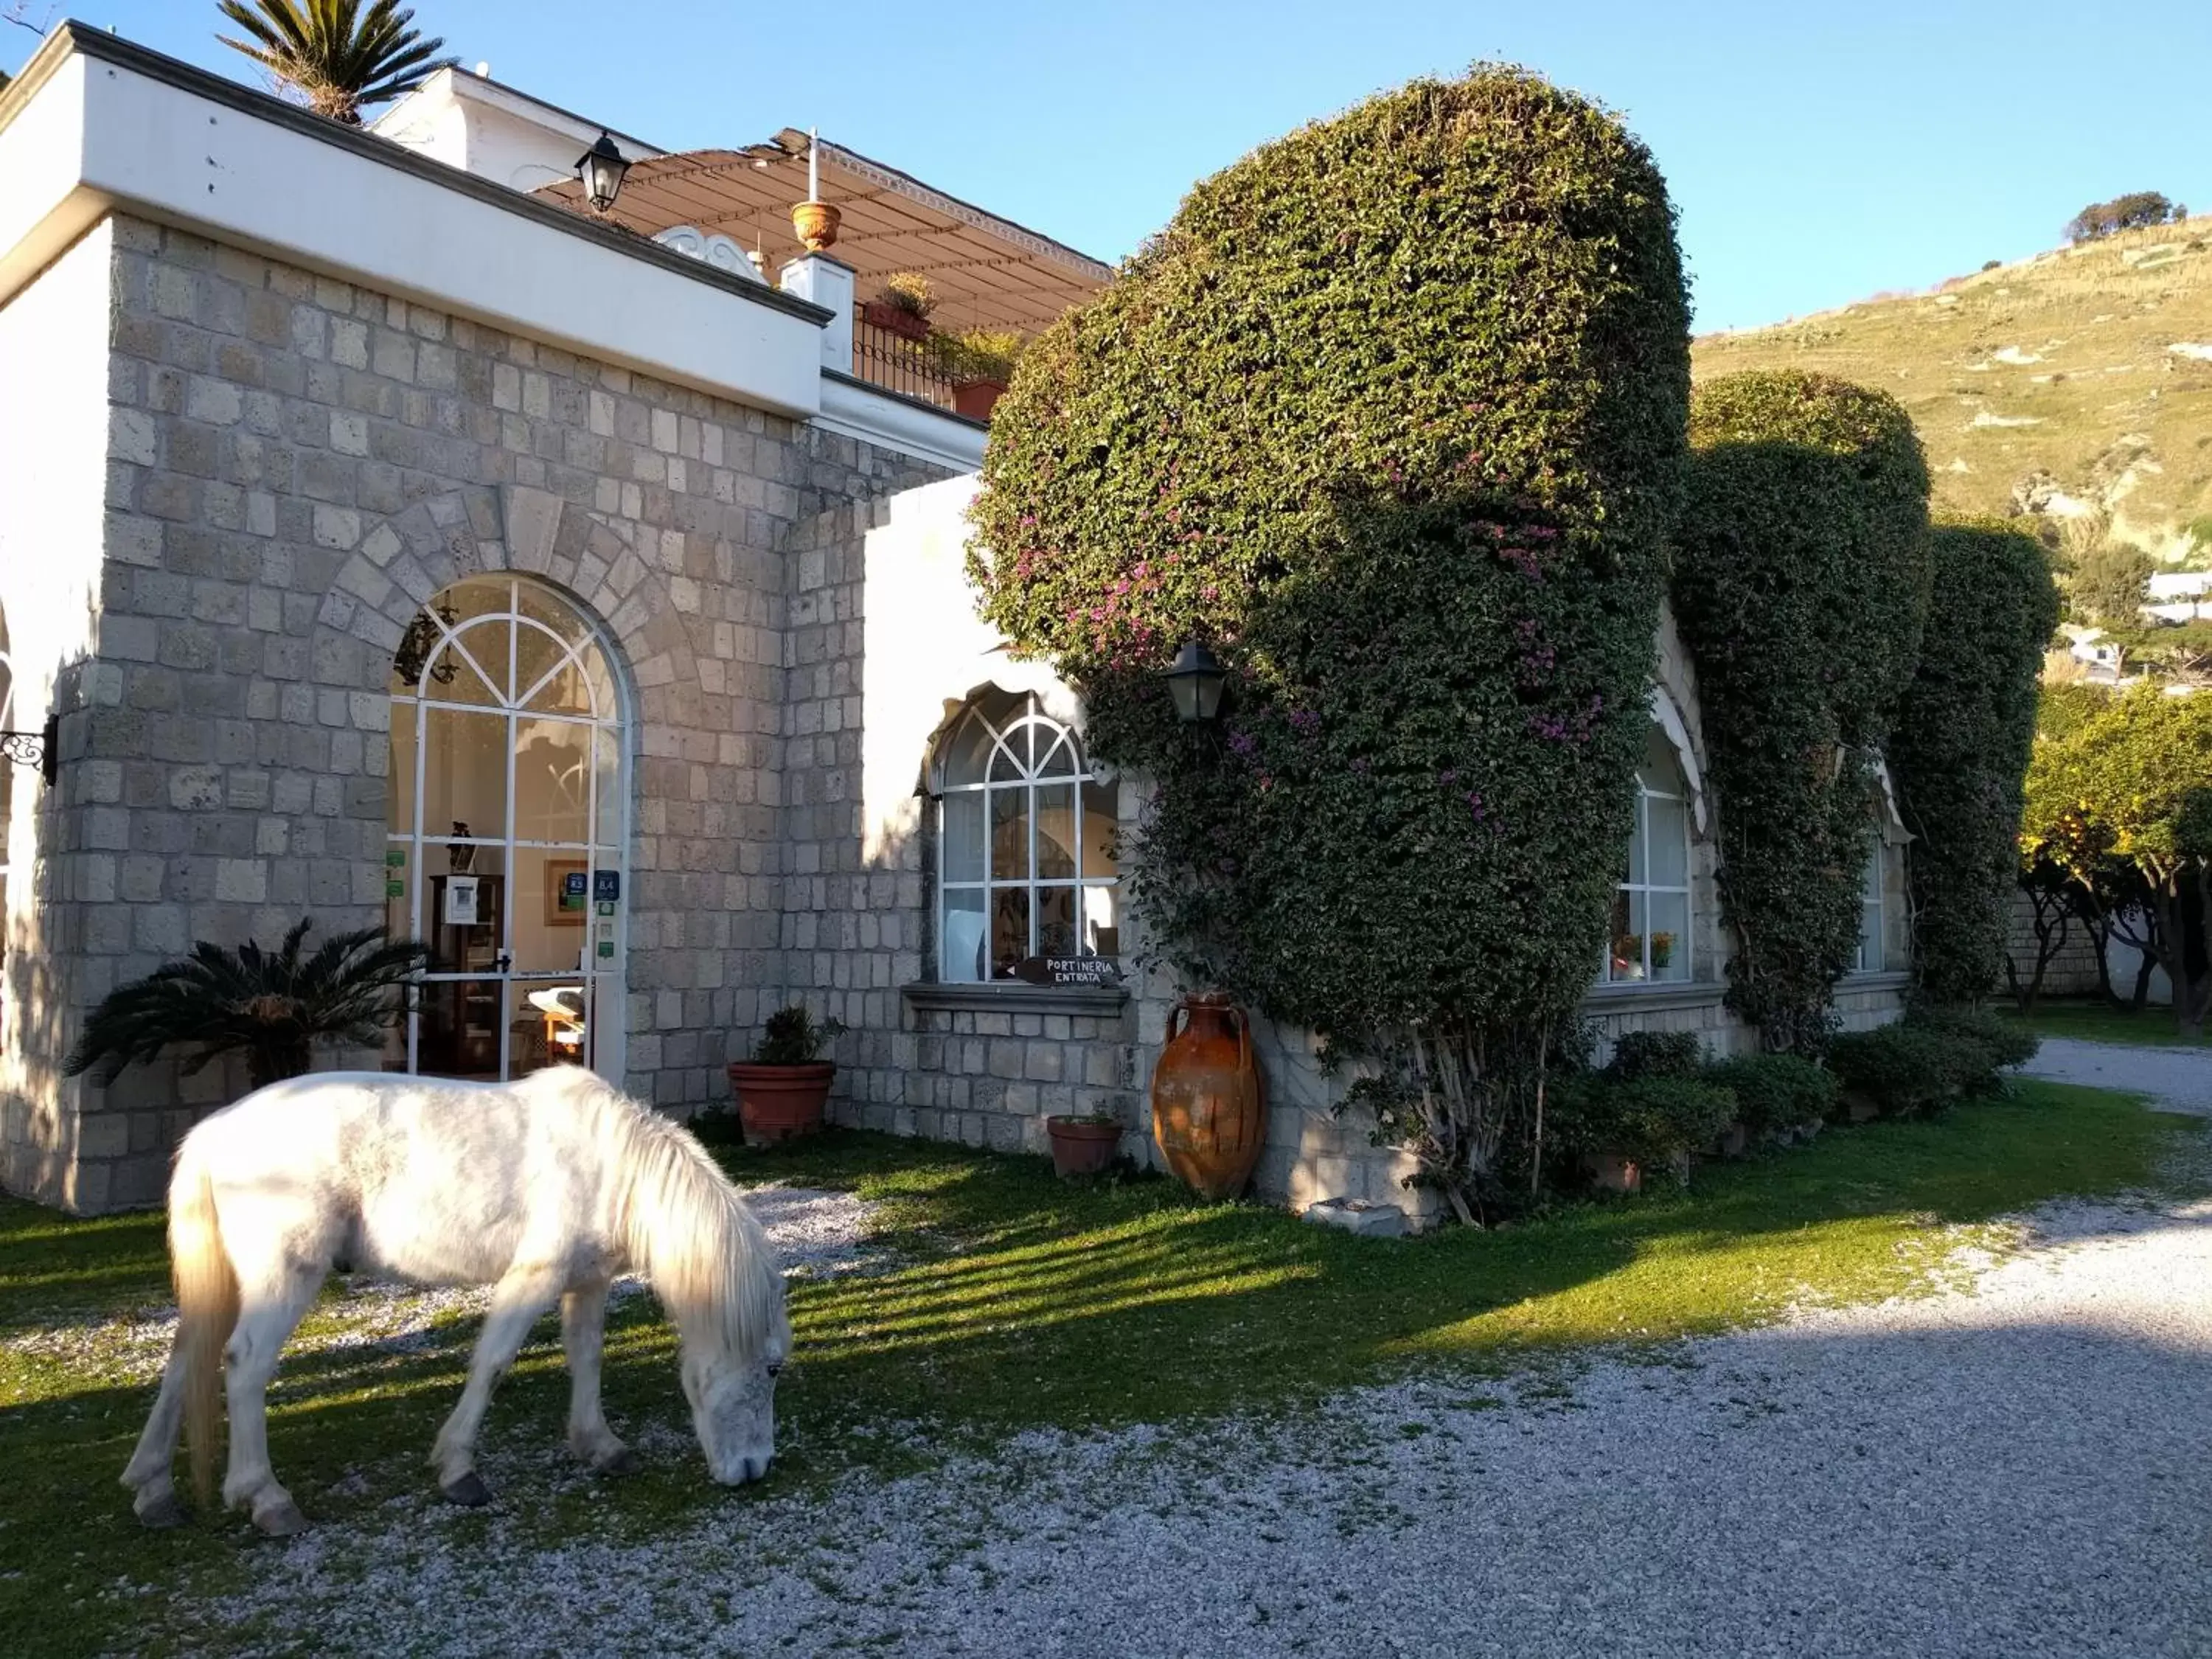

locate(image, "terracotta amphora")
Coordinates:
1150 992 1266 1200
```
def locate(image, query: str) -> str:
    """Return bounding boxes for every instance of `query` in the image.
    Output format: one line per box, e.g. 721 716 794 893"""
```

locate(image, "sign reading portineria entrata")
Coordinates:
1009 956 1121 987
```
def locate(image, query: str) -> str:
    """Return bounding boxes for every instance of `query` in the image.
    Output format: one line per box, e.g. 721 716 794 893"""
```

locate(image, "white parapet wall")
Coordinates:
0 27 829 422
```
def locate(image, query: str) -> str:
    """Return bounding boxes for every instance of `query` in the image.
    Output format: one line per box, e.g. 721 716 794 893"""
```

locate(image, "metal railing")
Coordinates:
850 310 957 410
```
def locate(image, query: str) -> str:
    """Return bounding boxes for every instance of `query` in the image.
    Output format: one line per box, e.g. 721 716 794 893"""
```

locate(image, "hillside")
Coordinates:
1694 218 2212 561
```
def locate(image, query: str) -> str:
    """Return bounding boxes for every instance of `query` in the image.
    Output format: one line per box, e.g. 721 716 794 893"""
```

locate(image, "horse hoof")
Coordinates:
254 1500 310 1538
136 1491 187 1530
440 1472 493 1508
595 1447 641 1477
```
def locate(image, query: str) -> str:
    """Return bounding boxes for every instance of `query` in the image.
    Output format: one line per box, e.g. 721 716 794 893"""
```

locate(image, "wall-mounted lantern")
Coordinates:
576 131 632 214
1164 639 1227 725
0 713 56 787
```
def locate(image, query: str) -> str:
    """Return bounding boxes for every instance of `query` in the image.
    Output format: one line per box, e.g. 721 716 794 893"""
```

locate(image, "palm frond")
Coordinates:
215 0 457 122
65 919 428 1086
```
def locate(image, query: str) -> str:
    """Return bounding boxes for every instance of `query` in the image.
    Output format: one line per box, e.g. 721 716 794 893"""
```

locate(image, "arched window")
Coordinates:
1855 837 1885 973
386 576 627 1081
934 691 1119 983
1607 725 1693 985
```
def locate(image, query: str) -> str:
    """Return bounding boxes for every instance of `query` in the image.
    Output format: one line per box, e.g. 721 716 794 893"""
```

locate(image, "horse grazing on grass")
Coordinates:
121 1065 789 1536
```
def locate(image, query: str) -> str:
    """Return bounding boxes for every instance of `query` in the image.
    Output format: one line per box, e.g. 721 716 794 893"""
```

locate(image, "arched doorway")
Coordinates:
386 575 627 1082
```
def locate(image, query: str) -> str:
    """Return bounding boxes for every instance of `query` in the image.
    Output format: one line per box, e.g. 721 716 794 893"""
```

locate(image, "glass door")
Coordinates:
385 577 627 1082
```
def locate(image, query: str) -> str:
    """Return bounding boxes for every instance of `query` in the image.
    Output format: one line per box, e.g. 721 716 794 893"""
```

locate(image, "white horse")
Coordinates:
120 1065 790 1536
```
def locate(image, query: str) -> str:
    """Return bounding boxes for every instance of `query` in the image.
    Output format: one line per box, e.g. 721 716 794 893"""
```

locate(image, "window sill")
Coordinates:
1837 970 1912 992
901 981 1130 1018
1579 980 1725 1015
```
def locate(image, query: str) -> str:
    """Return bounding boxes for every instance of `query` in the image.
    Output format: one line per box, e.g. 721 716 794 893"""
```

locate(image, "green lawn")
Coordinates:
2003 998 2211 1048
0 1080 2198 1657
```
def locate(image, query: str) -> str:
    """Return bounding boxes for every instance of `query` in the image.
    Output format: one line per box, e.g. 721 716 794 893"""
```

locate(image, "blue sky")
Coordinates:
9 1 2208 333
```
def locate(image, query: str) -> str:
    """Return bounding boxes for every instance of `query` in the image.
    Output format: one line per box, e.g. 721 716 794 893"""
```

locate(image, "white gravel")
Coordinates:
2022 1036 2212 1115
166 1121 2212 1658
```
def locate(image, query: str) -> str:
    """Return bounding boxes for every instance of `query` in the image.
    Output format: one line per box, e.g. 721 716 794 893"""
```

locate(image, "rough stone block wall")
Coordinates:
1 213 943 1211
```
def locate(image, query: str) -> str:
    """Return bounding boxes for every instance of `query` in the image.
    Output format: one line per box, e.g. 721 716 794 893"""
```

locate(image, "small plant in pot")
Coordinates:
931 327 1026 421
727 1004 847 1145
1045 1105 1122 1179
861 272 935 341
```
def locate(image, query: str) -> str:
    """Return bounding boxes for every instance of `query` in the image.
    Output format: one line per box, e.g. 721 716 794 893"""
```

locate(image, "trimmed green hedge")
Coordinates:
1705 1052 1837 1135
1827 1008 2038 1115
970 66 1691 1216
1673 371 1933 1052
1891 521 2060 1003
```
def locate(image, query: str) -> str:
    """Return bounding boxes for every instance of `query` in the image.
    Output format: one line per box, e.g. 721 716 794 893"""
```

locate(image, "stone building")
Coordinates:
0 29 1909 1220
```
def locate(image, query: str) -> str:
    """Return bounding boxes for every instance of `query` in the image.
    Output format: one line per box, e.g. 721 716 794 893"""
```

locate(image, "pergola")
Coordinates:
538 131 1111 336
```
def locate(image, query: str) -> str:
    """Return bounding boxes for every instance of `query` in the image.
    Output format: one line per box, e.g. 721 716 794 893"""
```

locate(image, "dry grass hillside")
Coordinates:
1694 218 2212 561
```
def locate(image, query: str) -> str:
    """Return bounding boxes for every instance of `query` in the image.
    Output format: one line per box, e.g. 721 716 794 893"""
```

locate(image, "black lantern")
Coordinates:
1164 639 1228 724
576 131 631 213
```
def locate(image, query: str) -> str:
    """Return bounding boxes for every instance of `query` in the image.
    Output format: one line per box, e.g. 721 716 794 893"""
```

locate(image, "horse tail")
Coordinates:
169 1151 237 1508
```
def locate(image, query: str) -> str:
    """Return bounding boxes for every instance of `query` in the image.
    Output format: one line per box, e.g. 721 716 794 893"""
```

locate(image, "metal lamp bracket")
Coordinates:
0 714 57 787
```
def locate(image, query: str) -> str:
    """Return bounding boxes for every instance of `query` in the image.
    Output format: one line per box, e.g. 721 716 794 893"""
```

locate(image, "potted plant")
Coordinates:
727 1004 847 1145
1649 931 1675 973
62 920 429 1091
1045 1106 1122 1178
931 327 1026 421
860 272 935 341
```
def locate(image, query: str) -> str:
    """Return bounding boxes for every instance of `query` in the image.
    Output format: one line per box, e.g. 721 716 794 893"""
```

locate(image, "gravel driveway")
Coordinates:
185 1070 2212 1659
2023 1036 2212 1115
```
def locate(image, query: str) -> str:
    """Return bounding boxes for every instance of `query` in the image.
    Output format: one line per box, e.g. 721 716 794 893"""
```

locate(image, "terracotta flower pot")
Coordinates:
951 378 1006 421
1150 993 1266 1200
727 1061 835 1145
1046 1116 1120 1178
860 300 931 341
790 200 841 252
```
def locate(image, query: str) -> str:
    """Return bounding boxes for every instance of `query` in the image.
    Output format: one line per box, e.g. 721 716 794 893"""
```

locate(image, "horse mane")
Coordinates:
526 1068 782 1361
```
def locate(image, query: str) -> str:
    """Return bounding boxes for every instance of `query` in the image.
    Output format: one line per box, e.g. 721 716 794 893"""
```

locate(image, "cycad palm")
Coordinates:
215 0 457 124
65 920 429 1091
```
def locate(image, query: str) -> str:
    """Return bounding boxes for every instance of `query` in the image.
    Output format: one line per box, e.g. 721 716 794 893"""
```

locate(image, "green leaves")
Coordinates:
968 66 1691 1214
215 0 457 124
63 919 428 1091
1674 372 1934 1049
1891 521 2059 1003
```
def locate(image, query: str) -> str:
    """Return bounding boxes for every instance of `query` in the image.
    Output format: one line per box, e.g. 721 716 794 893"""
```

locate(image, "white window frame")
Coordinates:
1606 734 1694 987
1855 835 1885 975
935 693 1118 983
387 575 628 1083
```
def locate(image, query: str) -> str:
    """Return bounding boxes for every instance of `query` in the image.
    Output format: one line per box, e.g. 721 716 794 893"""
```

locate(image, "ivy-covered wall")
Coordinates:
968 66 1691 1214
1891 520 2060 1004
1672 371 1933 1051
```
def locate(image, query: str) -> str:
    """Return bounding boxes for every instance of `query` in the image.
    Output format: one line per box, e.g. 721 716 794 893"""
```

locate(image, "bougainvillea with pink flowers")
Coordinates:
967 66 1691 1217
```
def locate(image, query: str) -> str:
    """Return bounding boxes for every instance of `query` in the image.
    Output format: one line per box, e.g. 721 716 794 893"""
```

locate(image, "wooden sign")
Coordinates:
1009 956 1121 988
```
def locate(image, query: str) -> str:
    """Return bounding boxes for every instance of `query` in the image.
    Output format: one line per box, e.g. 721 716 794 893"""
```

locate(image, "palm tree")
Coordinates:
215 0 457 125
65 920 429 1091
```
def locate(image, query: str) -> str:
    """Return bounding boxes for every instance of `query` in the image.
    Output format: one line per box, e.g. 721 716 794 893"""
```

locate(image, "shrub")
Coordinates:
1909 1005 2037 1093
1824 1025 1959 1116
1672 370 1933 1051
1704 1053 1837 1135
754 1004 846 1065
1606 1029 1705 1080
1551 1073 1738 1176
1890 520 2060 1003
970 66 1691 1220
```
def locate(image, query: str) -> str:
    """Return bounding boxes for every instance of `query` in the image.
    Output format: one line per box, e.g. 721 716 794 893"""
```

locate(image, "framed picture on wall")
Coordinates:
544 860 589 928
